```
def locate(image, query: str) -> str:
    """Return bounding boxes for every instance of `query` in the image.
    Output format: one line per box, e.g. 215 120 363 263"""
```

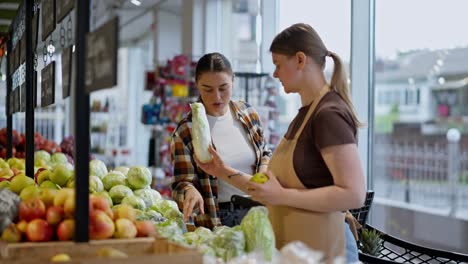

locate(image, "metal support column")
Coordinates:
25 0 34 178
74 0 90 242
6 34 12 158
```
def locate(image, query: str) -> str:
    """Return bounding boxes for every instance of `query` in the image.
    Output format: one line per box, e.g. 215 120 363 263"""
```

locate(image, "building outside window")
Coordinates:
372 0 468 253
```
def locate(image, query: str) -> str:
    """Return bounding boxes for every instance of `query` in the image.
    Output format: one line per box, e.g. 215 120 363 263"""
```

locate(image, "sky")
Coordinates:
278 0 468 60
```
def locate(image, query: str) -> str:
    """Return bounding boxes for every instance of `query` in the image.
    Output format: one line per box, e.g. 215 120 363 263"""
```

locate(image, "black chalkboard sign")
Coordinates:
11 46 17 72
41 0 56 41
20 83 26 112
20 34 26 64
61 45 72 99
0 189 21 234
85 17 118 93
33 10 39 48
34 71 38 108
56 0 74 24
15 44 20 70
8 92 14 115
14 88 20 113
41 62 55 107
9 47 15 75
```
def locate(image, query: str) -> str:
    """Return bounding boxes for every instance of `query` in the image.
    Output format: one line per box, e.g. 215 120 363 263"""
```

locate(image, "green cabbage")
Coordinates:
126 166 152 189
134 188 161 208
89 159 108 179
156 218 185 238
190 103 213 163
151 199 183 219
102 171 126 191
211 225 245 261
240 206 275 261
109 184 133 204
121 195 146 210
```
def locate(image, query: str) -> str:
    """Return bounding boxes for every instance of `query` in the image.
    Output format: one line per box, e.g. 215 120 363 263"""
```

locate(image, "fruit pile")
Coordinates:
0 128 62 159
1 190 156 242
0 156 185 244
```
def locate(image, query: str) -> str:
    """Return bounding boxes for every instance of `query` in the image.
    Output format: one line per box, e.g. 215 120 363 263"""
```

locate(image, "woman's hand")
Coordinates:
247 171 286 206
194 145 228 177
183 187 205 222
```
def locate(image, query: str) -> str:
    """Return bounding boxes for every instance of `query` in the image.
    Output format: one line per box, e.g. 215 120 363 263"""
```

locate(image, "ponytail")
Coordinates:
329 51 364 127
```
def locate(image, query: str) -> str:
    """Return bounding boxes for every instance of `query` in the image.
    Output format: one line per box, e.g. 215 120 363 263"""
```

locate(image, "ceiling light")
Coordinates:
408 78 414 84
130 0 141 6
438 77 445 85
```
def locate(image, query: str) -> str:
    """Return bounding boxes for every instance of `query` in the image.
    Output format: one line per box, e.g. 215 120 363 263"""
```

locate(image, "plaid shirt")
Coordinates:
170 100 272 229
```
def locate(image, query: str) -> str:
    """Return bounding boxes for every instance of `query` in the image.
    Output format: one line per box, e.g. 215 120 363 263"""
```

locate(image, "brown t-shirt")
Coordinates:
284 91 357 189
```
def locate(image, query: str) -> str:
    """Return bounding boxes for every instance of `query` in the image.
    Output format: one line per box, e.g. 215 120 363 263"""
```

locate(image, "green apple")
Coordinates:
10 175 35 194
50 164 73 186
249 173 269 184
19 185 41 201
40 180 60 190
36 169 51 185
0 181 10 189
7 158 25 170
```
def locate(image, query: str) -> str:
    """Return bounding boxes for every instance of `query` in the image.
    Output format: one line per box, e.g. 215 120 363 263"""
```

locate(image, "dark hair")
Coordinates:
195 52 233 82
270 23 362 126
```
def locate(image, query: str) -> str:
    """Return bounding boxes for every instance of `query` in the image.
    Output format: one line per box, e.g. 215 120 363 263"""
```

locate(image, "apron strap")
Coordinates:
292 84 331 140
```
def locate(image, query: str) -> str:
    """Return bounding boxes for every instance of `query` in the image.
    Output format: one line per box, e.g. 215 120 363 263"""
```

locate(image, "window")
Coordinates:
372 0 468 253
277 0 350 135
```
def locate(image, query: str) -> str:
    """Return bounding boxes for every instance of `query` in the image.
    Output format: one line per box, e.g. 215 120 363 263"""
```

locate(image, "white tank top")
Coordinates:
207 107 256 202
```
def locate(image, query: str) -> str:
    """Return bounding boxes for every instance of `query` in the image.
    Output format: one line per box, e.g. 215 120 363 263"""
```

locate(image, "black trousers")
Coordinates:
218 207 250 227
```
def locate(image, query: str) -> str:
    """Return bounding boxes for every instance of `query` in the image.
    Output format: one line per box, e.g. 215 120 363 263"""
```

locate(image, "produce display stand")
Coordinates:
0 233 200 263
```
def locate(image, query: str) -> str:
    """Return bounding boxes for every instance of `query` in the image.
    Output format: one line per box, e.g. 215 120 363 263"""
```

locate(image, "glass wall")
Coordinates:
276 0 351 136
372 0 468 253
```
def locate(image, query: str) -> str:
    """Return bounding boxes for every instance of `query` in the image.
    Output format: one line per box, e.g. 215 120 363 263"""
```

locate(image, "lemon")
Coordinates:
50 253 71 262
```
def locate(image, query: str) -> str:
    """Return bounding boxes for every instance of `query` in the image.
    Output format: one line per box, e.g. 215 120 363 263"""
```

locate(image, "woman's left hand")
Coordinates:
194 145 227 177
247 170 285 206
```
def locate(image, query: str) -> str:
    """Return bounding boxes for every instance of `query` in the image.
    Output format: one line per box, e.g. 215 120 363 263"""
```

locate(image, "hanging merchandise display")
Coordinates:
233 73 281 149
141 55 198 197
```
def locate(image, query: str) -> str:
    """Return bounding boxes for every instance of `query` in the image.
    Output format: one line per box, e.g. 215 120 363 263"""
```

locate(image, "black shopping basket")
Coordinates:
350 191 468 263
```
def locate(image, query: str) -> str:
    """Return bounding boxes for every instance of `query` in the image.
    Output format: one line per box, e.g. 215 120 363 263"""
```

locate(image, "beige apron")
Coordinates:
267 85 345 261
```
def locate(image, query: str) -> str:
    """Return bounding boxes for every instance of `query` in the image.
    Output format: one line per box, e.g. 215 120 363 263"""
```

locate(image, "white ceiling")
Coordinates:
114 0 182 44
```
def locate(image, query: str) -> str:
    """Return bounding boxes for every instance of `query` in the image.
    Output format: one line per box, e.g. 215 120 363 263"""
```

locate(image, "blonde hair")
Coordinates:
270 23 363 127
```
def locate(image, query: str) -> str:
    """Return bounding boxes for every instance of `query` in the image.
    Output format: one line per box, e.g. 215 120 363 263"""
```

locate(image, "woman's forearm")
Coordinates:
217 166 252 193
282 185 365 213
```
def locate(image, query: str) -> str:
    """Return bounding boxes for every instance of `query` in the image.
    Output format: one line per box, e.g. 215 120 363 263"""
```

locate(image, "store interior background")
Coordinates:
0 0 467 254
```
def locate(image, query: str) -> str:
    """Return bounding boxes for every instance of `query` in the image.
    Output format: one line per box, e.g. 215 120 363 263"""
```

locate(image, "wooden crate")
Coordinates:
0 237 154 261
6 251 203 264
1 235 199 263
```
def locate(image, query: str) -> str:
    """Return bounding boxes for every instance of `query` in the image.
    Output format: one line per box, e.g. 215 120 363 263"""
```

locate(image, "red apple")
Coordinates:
90 195 113 219
57 219 75 241
19 198 46 221
46 206 64 225
89 210 115 240
135 220 155 237
26 219 54 242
